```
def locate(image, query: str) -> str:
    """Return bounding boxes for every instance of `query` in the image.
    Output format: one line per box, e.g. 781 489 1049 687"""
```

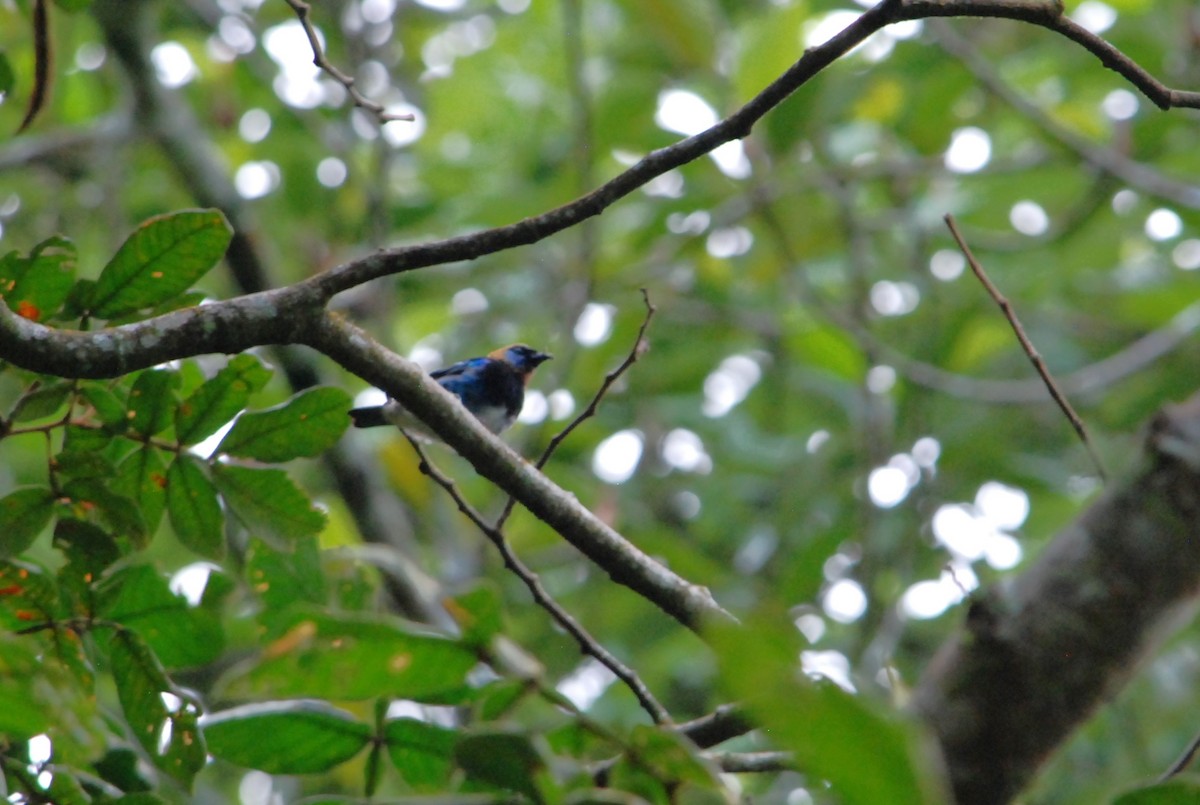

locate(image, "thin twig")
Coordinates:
281 0 415 124
1159 727 1200 782
541 289 656 472
944 214 1107 481
403 433 672 725
494 290 656 532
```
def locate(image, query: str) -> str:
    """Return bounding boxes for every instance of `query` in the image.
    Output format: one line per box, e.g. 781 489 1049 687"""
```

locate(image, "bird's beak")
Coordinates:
533 352 552 366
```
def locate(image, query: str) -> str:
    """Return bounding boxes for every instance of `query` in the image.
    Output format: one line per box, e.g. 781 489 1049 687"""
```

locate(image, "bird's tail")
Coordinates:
348 406 389 428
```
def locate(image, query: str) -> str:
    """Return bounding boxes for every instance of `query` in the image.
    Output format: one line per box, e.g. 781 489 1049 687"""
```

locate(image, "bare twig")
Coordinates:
1159 728 1200 782
281 0 415 124
541 290 656 471
403 434 672 725
493 290 656 533
944 214 1108 481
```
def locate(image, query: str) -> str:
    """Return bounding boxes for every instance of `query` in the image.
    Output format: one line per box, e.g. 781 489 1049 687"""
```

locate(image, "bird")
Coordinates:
349 344 552 437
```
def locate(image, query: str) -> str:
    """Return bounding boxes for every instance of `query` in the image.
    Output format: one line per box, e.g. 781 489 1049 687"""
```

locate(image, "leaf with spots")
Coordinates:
203 700 371 775
0 487 56 559
211 464 326 541
175 354 271 445
126 369 178 438
166 456 224 559
88 209 232 319
0 236 76 322
217 386 351 463
100 563 224 669
108 628 206 788
231 611 477 703
113 445 169 538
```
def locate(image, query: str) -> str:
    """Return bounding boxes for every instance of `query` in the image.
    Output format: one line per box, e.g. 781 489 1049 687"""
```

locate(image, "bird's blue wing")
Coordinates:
431 357 488 395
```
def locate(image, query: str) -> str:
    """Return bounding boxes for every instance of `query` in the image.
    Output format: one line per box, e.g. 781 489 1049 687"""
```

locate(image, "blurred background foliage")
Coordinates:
1 0 1199 801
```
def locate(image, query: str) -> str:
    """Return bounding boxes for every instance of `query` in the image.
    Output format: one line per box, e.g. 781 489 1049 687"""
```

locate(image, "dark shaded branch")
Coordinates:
0 287 320 378
915 391 1200 804
676 704 755 749
708 751 794 774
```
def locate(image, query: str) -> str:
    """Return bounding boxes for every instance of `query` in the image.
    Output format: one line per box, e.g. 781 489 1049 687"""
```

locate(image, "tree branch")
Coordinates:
915 390 1200 804
302 312 736 633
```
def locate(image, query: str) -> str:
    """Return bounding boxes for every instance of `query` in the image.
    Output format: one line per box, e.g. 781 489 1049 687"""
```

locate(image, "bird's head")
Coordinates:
491 344 552 377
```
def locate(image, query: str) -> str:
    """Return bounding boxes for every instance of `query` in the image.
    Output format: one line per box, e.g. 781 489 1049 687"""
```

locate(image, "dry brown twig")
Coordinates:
944 213 1108 481
281 0 415 124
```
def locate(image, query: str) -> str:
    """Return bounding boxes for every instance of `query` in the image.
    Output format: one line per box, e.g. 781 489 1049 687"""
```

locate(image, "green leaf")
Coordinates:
212 464 326 540
203 700 372 774
174 354 272 445
108 629 206 788
236 611 478 702
384 718 457 790
1113 777 1200 804
54 518 119 624
0 637 52 736
101 564 224 668
60 478 147 545
166 456 224 558
217 386 352 463
455 729 556 802
632 724 721 784
93 747 154 794
51 0 93 12
0 487 56 558
89 209 232 319
0 235 76 321
445 583 504 648
0 559 60 630
113 445 169 537
79 382 129 431
709 611 946 805
126 370 177 438
245 536 327 631
0 51 13 96
8 379 72 422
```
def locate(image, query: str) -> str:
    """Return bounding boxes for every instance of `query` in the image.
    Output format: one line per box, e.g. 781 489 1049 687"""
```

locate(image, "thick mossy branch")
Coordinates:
916 393 1200 805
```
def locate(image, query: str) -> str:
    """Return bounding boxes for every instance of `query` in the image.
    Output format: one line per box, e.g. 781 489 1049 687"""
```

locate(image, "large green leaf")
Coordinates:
211 463 326 540
0 486 55 558
384 717 457 791
1113 778 1200 805
245 535 327 630
174 354 271 445
100 564 224 669
217 386 352 462
455 729 556 802
7 379 71 422
235 611 478 702
88 209 231 319
108 629 206 788
709 612 947 805
166 455 224 558
0 637 51 736
203 700 372 774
